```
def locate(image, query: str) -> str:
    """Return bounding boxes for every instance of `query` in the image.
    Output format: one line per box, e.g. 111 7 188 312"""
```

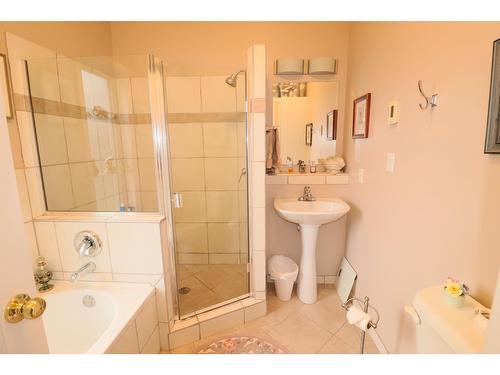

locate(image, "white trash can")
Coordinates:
268 255 299 301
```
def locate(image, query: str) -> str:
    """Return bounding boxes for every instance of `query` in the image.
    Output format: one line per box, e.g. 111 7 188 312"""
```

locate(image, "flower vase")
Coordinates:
444 292 465 308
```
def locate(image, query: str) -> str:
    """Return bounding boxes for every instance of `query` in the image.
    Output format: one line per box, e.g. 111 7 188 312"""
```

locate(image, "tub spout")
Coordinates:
71 262 96 283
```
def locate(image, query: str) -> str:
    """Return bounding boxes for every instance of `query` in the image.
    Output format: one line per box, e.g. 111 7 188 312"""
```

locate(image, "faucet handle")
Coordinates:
304 185 311 193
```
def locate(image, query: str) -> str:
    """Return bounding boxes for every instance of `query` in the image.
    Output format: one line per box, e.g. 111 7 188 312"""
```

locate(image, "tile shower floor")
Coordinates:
177 264 249 316
167 283 379 354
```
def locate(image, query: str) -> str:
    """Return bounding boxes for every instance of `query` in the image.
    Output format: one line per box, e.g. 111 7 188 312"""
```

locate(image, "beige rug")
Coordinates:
197 335 288 354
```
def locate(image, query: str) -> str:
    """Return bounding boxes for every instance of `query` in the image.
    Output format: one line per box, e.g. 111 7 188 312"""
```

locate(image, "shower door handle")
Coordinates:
172 192 183 208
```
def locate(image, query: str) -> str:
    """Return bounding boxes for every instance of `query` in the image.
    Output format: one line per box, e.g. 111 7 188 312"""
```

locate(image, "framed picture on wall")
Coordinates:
0 53 13 119
485 39 500 153
305 123 313 146
326 109 337 140
352 93 371 139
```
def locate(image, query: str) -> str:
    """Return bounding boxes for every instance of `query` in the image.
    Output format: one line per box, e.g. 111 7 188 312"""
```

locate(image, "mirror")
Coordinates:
272 81 339 168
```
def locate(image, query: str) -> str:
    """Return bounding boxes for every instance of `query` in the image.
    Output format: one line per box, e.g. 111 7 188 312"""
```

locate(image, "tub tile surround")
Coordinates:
108 291 161 354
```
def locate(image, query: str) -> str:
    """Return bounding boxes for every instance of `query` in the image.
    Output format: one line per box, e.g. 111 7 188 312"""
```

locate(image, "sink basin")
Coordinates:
274 198 350 226
273 197 350 304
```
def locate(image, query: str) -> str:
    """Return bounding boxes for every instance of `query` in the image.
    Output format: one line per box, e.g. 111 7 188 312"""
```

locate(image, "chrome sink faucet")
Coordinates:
70 262 96 283
298 186 316 201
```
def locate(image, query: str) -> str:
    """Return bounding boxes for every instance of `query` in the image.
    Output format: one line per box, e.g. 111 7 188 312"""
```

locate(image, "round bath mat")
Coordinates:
197 335 287 354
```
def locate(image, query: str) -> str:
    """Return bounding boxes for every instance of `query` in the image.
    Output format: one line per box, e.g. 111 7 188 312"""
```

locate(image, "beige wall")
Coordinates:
343 22 500 353
0 22 112 57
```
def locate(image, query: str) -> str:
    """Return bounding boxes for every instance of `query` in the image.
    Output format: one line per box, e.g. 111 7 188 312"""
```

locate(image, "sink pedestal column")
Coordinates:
297 224 320 304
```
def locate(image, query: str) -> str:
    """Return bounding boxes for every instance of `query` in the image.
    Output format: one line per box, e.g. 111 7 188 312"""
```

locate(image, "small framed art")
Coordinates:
305 123 313 146
352 93 371 139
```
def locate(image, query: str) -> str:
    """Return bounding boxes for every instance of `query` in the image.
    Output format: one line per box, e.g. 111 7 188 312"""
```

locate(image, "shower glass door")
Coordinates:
166 73 249 318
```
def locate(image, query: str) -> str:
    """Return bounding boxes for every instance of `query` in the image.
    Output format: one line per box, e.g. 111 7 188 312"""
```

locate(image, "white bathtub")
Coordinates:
39 281 156 354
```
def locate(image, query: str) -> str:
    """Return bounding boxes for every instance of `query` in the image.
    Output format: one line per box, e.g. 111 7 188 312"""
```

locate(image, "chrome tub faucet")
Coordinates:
70 262 96 283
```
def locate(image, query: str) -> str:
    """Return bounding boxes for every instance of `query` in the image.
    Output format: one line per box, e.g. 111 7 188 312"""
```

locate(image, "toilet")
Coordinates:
407 286 488 353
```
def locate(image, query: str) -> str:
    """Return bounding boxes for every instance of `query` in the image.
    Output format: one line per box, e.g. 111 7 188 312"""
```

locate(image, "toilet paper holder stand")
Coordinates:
342 296 380 354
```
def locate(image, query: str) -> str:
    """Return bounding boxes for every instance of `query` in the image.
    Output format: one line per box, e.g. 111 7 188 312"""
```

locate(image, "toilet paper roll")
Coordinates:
347 305 372 331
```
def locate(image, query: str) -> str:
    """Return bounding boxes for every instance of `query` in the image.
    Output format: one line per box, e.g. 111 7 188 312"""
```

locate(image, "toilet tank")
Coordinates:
411 286 487 353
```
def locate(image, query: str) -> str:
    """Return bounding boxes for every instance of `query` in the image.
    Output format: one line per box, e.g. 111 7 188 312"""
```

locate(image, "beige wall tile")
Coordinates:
116 78 134 114
141 327 160 354
131 77 150 113
69 162 99 207
34 114 68 166
175 223 208 253
15 169 32 223
120 124 137 158
202 122 238 157
237 122 247 157
252 250 266 292
236 74 246 112
252 207 265 252
64 118 98 162
27 57 60 101
204 158 238 191
136 124 154 158
127 191 141 210
42 165 74 210
34 221 62 271
199 309 244 338
25 167 46 218
177 253 208 265
166 76 201 113
169 324 200 349
138 158 157 191
96 121 118 160
207 223 240 253
201 76 236 113
17 111 39 167
173 191 206 222
141 192 158 212
239 223 248 254
171 158 205 191
108 321 140 354
124 158 140 191
209 253 240 265
168 123 204 158
107 222 163 274
24 222 39 269
136 294 159 350
7 121 24 169
57 55 86 107
206 191 239 222
252 161 266 207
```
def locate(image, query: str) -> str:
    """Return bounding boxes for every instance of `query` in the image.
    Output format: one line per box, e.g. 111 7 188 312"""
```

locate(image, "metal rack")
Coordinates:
342 296 380 354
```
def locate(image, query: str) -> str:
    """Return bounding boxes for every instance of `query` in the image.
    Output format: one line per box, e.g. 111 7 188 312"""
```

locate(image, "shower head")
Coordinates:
225 70 245 87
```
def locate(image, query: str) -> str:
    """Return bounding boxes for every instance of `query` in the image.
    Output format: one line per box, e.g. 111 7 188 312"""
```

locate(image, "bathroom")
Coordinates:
1 5 500 372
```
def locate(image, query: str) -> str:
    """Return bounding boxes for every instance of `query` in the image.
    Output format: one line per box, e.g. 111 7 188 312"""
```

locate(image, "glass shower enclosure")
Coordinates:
25 46 250 320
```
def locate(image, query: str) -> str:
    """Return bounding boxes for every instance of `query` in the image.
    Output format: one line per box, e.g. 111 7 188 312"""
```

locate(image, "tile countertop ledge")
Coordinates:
266 173 349 185
33 212 166 223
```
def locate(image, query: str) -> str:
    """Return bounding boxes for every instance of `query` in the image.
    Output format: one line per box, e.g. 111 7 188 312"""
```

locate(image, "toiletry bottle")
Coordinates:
119 203 126 212
310 160 316 173
286 157 294 173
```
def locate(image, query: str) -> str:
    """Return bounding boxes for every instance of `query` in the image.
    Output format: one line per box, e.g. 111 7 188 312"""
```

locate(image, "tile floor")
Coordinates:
177 264 249 316
166 283 379 354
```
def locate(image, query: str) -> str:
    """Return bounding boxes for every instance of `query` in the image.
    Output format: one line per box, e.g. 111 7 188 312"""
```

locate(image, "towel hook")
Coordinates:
418 80 438 110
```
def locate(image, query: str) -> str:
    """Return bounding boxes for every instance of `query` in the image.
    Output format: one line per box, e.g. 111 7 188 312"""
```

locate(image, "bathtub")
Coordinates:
39 281 157 354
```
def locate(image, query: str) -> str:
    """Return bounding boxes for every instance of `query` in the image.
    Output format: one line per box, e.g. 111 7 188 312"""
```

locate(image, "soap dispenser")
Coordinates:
286 156 294 173
34 256 54 292
310 160 317 173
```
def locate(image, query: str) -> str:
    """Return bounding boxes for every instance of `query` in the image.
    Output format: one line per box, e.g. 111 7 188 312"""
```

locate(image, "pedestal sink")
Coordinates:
274 197 350 304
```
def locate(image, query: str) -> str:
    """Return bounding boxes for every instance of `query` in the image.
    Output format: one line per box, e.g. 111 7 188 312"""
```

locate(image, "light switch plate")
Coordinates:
357 168 365 183
386 152 396 173
388 100 400 125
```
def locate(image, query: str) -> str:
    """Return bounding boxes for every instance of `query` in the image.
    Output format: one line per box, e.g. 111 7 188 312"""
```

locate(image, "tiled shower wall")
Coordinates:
166 75 249 265
7 32 158 216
